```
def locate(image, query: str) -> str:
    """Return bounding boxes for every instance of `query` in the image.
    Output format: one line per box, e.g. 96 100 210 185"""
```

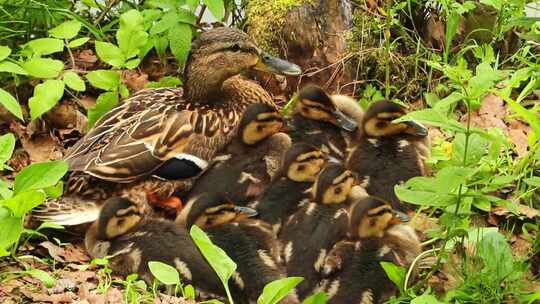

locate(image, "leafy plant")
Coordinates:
257 276 303 304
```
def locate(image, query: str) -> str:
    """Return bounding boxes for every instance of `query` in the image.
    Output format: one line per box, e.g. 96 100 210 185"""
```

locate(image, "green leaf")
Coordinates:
148 261 181 285
68 37 90 48
87 92 119 128
395 184 456 207
36 221 65 231
0 216 23 256
477 231 514 281
524 176 540 188
394 108 465 133
145 76 182 88
25 38 64 55
411 293 445 304
44 181 63 198
168 23 192 64
0 180 12 200
95 41 125 68
117 9 149 59
14 160 68 194
86 70 120 91
302 292 328 304
479 0 502 10
63 71 86 92
49 20 82 39
257 277 303 304
499 94 540 145
21 58 64 78
0 45 11 61
184 284 195 299
150 11 177 35
0 133 16 169
380 261 406 293
0 61 29 75
125 58 141 69
190 225 236 302
203 0 225 20
26 269 56 288
28 80 65 120
0 88 23 121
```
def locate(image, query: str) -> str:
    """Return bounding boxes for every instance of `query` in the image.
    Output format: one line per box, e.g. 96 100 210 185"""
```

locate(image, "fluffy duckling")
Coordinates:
250 143 327 234
280 163 358 300
319 196 421 304
288 85 362 160
176 103 291 225
346 100 430 211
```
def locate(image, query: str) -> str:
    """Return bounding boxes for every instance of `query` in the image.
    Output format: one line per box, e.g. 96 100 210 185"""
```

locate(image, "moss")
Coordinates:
245 0 311 54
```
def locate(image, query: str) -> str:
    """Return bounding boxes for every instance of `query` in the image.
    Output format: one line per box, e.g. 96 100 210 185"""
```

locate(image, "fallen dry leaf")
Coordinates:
507 120 531 157
39 241 90 263
122 70 149 92
510 234 532 258
492 203 539 219
20 288 75 304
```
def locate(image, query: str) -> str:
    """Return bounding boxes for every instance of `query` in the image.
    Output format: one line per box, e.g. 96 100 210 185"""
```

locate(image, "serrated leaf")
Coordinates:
63 71 86 91
87 92 119 128
117 9 149 59
14 160 68 194
95 41 125 68
148 261 181 285
0 133 15 168
168 23 192 64
26 269 56 288
203 0 225 20
25 38 64 55
28 80 65 120
49 20 82 39
0 61 29 75
257 277 303 304
0 88 23 121
68 37 90 48
21 58 64 78
0 45 11 61
86 70 120 91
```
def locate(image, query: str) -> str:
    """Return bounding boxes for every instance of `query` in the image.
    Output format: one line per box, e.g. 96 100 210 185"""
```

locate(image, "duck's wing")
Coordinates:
65 88 236 183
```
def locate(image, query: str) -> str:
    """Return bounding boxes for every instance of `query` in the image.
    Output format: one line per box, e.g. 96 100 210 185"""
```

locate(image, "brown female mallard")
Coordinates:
34 27 301 225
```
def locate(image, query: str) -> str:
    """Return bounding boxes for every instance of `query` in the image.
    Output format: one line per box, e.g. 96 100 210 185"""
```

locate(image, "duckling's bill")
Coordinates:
403 120 428 136
334 108 358 131
254 52 302 76
234 206 258 217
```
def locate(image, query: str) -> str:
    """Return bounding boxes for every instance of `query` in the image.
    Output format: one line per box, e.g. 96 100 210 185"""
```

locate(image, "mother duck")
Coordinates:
35 27 301 225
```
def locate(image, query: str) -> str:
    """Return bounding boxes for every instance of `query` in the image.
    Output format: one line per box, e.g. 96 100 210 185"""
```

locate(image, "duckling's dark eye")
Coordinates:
334 187 342 194
376 121 387 128
230 44 241 52
117 218 125 226
256 125 263 132
297 164 305 171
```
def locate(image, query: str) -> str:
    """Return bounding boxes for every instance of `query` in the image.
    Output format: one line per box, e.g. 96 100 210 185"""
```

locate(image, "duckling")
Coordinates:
319 196 421 304
175 103 291 226
280 163 358 300
35 27 301 225
346 100 430 212
250 143 327 234
288 85 362 160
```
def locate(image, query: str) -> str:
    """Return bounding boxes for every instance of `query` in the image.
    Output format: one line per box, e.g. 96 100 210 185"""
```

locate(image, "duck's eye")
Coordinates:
334 187 342 194
256 125 264 132
117 218 125 226
230 44 241 52
376 121 387 129
297 164 305 171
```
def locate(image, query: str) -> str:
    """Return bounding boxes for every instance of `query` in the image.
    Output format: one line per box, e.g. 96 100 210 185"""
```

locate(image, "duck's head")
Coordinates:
296 85 359 131
312 163 356 205
348 196 408 238
96 197 143 240
193 204 258 229
282 143 327 182
362 100 428 138
184 27 301 102
239 104 284 145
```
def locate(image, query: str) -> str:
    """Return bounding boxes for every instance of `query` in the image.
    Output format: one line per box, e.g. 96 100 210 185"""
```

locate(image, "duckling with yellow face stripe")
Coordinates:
288 85 362 161
346 100 430 212
319 197 421 304
279 163 360 300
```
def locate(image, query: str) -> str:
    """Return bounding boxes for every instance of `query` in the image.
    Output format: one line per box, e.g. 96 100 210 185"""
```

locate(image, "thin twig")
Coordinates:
197 5 207 25
94 0 120 26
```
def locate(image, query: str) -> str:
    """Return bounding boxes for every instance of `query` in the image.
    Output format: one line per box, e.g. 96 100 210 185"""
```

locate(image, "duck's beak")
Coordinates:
333 108 358 132
404 120 428 137
234 206 258 218
390 210 410 224
254 52 302 76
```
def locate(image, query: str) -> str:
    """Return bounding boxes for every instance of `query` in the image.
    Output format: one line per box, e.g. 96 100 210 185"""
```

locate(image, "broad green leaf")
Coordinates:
148 261 181 285
14 160 68 194
444 12 459 62
44 181 63 198
26 269 56 288
0 216 23 256
0 88 23 121
95 41 125 68
186 0 199 10
184 284 195 299
479 0 502 10
177 8 197 25
0 180 12 199
63 71 86 91
68 37 90 48
117 10 149 59
146 0 178 10
25 38 64 55
0 61 29 75
433 166 474 194
203 0 225 20
395 184 456 207
87 92 119 128
49 20 82 39
411 293 445 304
168 23 192 64
119 84 129 98
28 80 65 120
36 221 65 231
125 58 141 69
0 133 16 168
477 230 514 281
257 277 303 304
380 261 406 293
302 292 328 304
21 58 64 78
145 76 182 88
524 176 540 188
190 225 236 302
0 45 11 61
394 108 465 133
86 70 120 91
150 11 177 35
